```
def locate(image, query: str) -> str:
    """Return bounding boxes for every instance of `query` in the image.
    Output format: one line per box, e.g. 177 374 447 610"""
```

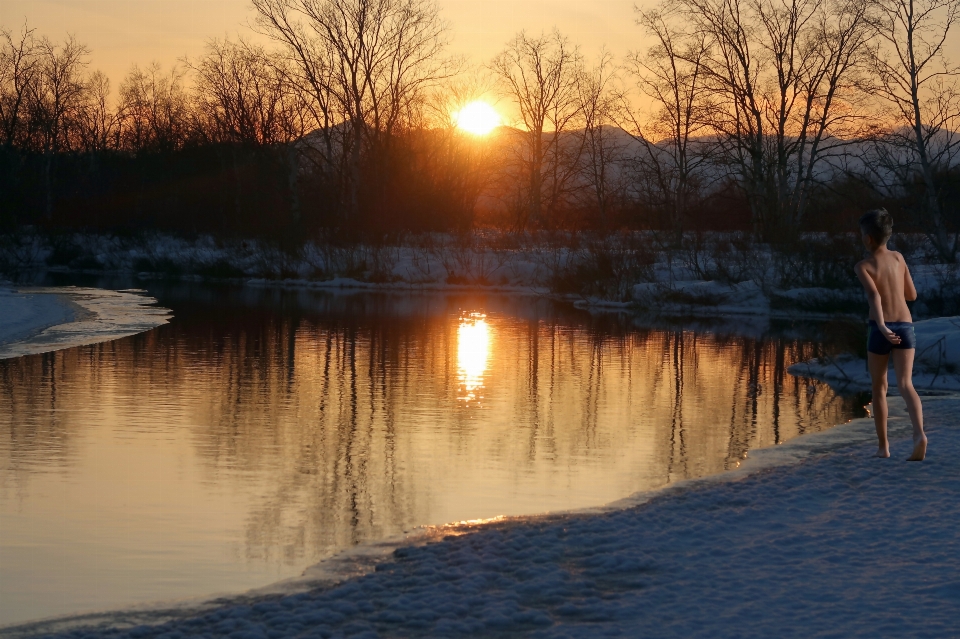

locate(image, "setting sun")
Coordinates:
453 101 502 135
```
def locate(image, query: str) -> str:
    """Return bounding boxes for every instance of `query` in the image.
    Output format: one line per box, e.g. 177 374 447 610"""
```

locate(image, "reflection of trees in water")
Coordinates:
0 350 76 483
511 325 858 486
0 333 165 485
193 319 421 562
0 305 862 566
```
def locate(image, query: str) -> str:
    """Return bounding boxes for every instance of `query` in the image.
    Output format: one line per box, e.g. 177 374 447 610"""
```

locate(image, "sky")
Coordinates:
0 0 643 88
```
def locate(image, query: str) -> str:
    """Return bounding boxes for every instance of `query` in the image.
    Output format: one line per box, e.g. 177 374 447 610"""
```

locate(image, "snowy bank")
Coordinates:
788 316 960 391
8 394 959 639
631 279 770 315
8 231 960 317
0 288 77 347
0 287 171 360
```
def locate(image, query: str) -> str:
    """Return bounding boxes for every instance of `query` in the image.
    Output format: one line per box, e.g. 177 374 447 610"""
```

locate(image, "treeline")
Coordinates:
0 30 472 239
1 0 959 260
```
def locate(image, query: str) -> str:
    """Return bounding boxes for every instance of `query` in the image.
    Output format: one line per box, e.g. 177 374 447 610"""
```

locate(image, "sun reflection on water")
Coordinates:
0 293 868 625
457 313 490 403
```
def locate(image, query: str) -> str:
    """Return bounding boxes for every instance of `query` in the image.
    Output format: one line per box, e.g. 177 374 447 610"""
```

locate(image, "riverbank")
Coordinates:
789 315 960 392
4 231 959 318
0 288 78 348
7 393 957 639
0 285 171 359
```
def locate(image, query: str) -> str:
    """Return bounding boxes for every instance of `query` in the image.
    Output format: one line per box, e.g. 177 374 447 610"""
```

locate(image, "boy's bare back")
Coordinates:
855 208 925 461
854 248 915 324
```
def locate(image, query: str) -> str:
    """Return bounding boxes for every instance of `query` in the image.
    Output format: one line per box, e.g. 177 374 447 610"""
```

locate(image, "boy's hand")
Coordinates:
880 325 901 345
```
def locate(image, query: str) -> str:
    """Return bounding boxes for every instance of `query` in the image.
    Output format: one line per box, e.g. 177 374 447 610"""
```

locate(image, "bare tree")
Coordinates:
76 70 119 152
0 24 41 216
623 8 712 242
191 38 311 221
867 0 960 261
758 0 873 229
117 62 191 153
677 0 872 239
26 34 90 217
578 50 628 229
0 24 41 149
252 0 456 221
491 30 584 230
418 74 501 229
193 38 308 146
252 0 340 178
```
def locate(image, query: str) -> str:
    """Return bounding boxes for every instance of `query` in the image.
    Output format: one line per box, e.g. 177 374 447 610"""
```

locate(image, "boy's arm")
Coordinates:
901 254 918 301
855 262 901 345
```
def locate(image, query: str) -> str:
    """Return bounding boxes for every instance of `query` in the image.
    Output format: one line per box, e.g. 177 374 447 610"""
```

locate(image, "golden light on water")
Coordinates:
453 101 502 135
0 300 862 624
457 313 491 402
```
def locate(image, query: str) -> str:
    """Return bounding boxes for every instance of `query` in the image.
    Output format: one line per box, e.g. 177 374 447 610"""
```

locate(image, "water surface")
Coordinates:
0 286 865 625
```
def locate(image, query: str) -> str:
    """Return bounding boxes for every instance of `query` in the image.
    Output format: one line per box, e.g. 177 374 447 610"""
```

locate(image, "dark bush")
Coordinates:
46 239 83 267
133 256 183 277
194 259 245 279
774 234 863 289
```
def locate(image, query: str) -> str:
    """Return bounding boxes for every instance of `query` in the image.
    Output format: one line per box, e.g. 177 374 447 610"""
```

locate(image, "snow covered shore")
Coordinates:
0 286 171 359
8 394 958 639
0 288 77 347
5 231 959 317
789 316 960 391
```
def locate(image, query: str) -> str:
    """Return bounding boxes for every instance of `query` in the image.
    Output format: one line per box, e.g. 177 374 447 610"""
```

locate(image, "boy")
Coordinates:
854 209 926 461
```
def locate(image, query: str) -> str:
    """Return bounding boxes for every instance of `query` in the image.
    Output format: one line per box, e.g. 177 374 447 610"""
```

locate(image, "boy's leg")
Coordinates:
892 348 926 461
868 352 890 457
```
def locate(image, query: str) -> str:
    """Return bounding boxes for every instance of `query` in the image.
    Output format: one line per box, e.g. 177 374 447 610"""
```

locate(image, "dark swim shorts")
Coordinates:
867 320 917 355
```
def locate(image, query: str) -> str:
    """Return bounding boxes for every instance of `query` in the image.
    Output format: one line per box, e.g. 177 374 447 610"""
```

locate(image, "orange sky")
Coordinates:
0 0 640 88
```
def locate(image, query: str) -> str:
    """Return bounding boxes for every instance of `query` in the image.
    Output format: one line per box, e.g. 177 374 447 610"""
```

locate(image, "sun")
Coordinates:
453 101 502 135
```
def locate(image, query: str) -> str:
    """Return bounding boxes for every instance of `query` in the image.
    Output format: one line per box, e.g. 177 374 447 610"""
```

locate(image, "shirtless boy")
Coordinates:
854 209 927 461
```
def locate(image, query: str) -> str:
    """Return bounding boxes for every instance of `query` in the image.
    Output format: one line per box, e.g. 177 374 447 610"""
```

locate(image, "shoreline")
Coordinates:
788 315 960 392
0 288 78 348
10 393 957 638
3 281 957 637
0 286 171 360
29 264 871 321
16 227 955 320
3 393 940 638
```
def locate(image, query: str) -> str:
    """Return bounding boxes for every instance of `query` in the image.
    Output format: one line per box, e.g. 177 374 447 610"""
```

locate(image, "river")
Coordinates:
0 283 866 625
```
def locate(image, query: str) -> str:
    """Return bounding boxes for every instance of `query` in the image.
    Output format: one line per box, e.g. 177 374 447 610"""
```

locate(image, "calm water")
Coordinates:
0 285 865 625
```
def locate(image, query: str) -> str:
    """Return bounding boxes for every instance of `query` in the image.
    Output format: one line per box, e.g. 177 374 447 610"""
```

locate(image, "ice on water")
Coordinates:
0 286 170 360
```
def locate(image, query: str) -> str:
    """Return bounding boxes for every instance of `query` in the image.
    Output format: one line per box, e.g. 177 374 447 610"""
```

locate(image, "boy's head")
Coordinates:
859 208 893 247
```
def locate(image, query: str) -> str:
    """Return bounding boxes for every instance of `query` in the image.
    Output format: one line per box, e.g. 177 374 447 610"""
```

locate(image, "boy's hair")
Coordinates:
859 208 893 244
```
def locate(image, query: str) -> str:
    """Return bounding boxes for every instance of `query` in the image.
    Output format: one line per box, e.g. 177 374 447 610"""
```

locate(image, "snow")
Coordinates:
0 286 171 360
788 316 960 391
0 288 77 347
11 393 958 638
770 286 862 311
6 231 960 318
632 279 770 315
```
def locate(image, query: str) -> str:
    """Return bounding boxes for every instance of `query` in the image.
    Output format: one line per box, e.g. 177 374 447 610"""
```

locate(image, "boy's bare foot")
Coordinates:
907 435 927 461
876 448 890 458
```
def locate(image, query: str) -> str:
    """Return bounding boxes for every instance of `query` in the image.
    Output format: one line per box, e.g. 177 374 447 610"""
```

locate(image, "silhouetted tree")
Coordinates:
0 24 41 149
192 38 311 223
865 0 960 261
193 38 307 147
491 30 585 230
252 0 457 228
26 35 90 218
577 50 627 229
677 0 872 240
623 9 712 241
117 62 190 153
76 71 119 152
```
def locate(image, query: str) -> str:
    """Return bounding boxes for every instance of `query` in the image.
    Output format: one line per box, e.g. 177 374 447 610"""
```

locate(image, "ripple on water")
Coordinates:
0 286 865 626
